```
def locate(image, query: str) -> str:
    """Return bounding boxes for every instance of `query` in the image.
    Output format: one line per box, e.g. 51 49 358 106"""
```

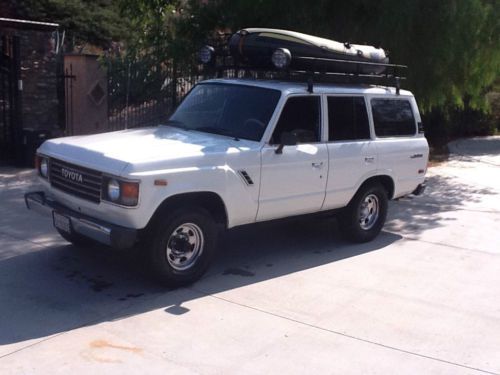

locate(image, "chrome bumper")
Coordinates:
24 191 137 249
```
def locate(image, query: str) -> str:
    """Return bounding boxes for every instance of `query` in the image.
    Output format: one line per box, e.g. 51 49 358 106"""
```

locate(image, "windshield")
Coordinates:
167 83 281 141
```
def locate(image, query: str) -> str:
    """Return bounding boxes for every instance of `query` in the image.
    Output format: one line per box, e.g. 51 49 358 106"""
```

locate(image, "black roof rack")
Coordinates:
199 33 408 94
203 59 407 95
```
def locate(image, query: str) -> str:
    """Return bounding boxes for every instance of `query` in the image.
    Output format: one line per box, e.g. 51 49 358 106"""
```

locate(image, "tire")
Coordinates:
146 206 218 287
57 228 96 247
339 183 388 243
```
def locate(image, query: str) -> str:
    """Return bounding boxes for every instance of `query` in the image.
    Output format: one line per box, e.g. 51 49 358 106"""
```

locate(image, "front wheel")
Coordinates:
339 183 388 243
146 207 218 287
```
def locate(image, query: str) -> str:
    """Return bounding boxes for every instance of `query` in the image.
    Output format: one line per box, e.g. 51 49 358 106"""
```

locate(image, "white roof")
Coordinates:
203 78 413 97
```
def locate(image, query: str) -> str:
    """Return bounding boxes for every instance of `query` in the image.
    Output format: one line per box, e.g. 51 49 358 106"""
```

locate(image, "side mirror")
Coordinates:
275 132 297 154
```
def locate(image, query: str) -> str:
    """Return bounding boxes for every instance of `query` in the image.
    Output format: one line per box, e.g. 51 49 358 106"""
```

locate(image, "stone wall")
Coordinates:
18 29 60 132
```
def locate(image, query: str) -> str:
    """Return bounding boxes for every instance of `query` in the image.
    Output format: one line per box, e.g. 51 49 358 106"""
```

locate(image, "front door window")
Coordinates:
270 96 321 144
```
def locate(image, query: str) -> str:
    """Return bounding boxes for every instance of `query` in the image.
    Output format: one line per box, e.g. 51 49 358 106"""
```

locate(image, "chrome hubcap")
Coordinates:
359 194 380 230
166 223 204 271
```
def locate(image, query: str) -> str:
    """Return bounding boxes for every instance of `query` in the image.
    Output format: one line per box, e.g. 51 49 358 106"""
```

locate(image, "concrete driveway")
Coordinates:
1 136 499 374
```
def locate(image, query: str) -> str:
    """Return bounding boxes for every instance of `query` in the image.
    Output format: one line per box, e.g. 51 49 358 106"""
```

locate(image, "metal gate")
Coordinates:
0 35 22 163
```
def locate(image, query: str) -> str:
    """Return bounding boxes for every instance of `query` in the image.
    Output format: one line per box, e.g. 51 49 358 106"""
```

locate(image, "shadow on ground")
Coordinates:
385 173 497 236
0 214 401 346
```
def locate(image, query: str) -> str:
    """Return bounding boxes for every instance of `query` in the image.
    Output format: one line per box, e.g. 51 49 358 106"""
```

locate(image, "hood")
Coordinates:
39 126 240 175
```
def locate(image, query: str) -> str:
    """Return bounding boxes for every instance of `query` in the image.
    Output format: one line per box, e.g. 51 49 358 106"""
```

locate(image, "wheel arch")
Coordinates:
356 175 395 201
147 191 228 230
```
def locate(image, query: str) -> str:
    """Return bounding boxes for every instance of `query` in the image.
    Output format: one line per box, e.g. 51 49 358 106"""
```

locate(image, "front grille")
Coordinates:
49 158 102 203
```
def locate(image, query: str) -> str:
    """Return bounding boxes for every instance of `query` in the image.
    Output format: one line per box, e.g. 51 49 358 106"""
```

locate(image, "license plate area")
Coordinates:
53 211 71 233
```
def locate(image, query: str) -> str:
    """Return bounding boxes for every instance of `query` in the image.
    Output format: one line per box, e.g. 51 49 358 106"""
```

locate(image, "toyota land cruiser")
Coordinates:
25 30 428 286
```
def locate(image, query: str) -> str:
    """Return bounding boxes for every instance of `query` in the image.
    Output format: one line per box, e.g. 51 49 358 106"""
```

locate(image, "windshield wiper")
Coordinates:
195 126 240 141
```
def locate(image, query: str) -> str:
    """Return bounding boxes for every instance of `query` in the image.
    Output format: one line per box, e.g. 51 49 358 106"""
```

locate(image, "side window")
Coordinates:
271 96 321 144
371 99 416 137
328 96 370 141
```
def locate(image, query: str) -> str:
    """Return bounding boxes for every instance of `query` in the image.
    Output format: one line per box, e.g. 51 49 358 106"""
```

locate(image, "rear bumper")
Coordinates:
24 191 137 249
411 182 426 196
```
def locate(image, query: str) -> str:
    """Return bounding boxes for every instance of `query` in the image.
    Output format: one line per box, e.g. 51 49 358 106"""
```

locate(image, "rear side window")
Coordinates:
271 96 321 144
328 97 370 141
371 99 416 137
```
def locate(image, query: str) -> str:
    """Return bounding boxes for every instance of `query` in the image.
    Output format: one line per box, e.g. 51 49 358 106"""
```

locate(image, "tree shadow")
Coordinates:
385 173 497 237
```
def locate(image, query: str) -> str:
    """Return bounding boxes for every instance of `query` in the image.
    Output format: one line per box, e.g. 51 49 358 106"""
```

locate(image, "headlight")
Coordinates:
107 179 120 202
271 48 292 69
103 177 140 207
36 155 49 178
40 158 48 178
198 45 215 64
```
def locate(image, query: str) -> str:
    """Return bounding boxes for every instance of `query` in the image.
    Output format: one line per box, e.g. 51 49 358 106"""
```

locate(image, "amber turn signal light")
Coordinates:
121 182 139 206
154 179 168 186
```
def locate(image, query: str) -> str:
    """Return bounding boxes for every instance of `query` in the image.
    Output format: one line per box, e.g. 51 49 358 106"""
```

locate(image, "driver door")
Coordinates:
257 95 328 221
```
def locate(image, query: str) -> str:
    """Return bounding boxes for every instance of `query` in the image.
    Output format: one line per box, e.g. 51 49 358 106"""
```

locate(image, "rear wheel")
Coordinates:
146 206 218 287
339 183 388 243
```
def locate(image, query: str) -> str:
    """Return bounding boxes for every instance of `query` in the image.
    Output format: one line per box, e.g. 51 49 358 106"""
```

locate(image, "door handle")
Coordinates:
311 162 324 168
410 153 423 159
364 156 375 163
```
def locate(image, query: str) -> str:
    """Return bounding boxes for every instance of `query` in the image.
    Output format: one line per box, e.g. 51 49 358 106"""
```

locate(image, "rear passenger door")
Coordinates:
370 97 428 197
323 96 377 210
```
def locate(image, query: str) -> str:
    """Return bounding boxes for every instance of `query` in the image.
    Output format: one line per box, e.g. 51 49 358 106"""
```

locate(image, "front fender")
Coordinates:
129 165 259 229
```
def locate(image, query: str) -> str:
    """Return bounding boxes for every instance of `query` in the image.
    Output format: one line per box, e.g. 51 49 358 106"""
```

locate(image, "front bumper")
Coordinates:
24 191 137 249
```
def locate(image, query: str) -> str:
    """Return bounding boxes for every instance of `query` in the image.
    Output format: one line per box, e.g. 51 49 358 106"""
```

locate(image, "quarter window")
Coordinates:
271 96 321 144
328 97 370 141
371 99 416 137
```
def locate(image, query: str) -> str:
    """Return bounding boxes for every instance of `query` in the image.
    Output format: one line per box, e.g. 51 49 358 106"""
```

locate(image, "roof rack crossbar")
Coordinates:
211 64 406 78
208 67 406 89
295 56 407 69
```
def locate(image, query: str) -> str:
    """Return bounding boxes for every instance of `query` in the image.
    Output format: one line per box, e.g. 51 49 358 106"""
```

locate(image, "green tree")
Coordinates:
117 0 198 61
185 0 499 113
7 0 129 49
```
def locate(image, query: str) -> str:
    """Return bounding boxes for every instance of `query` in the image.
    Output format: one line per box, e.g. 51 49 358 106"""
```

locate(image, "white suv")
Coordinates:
26 78 428 286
